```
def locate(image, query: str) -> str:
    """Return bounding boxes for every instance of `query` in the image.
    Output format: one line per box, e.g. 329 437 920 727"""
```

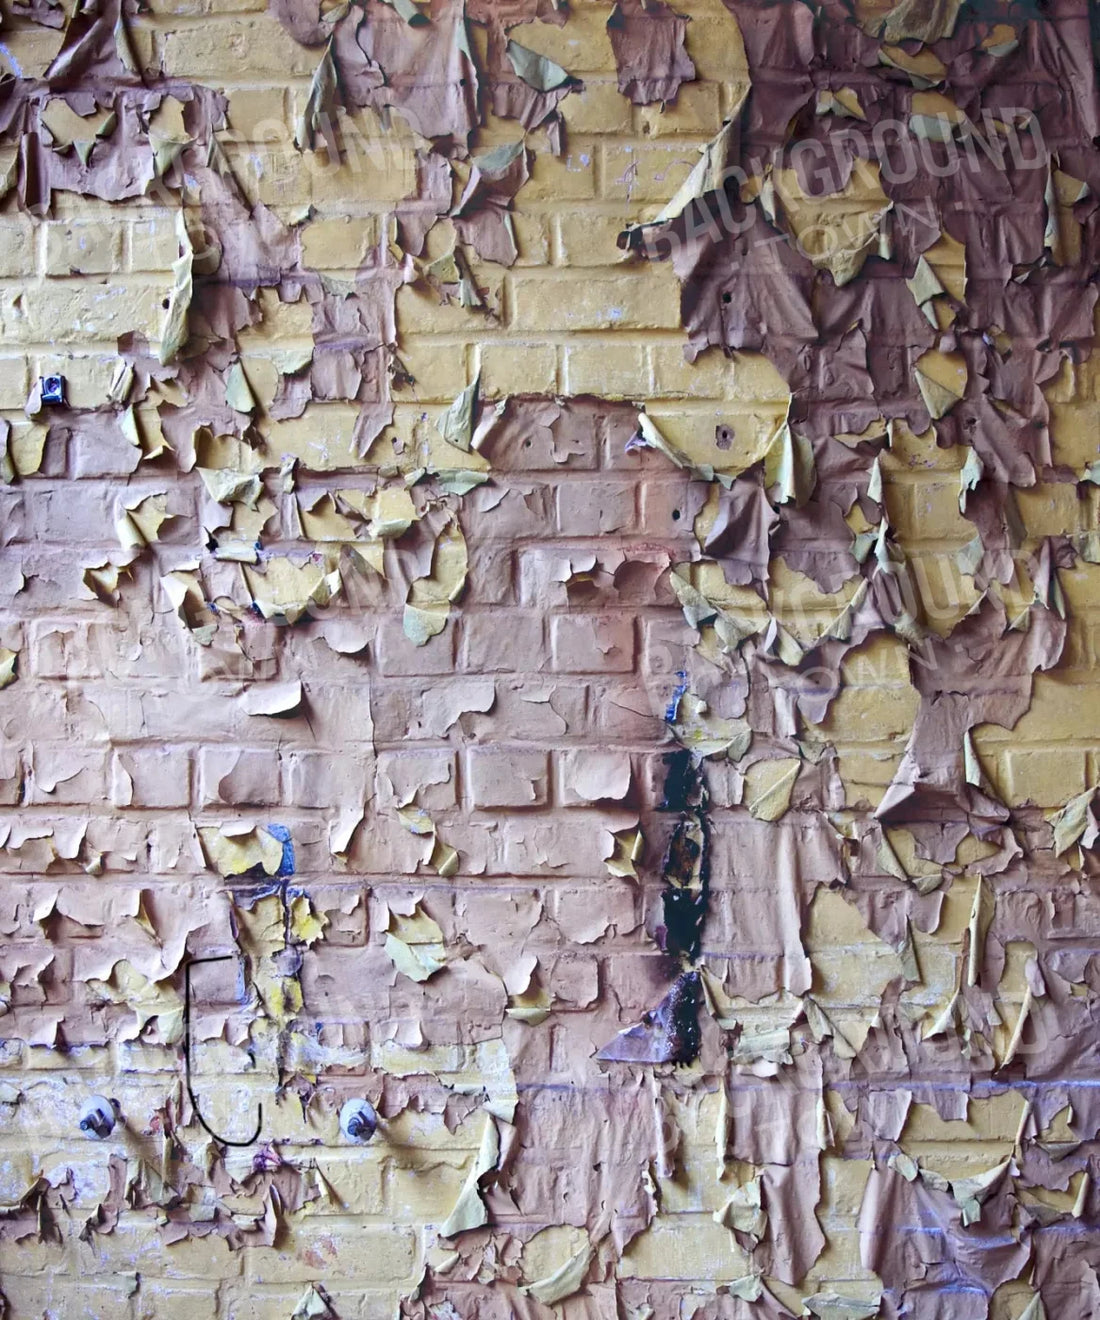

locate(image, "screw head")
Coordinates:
339 1098 378 1143
78 1096 117 1139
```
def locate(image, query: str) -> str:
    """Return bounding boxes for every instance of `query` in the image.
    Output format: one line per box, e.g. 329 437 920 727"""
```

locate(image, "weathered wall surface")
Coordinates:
0 0 1099 1316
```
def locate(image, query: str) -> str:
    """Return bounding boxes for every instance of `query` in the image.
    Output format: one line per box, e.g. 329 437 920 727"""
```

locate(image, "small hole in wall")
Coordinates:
671 508 681 521
523 438 532 448
162 298 170 309
716 426 733 450
721 292 731 303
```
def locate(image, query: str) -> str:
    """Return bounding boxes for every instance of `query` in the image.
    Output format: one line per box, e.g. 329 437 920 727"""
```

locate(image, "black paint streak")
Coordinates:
657 753 710 966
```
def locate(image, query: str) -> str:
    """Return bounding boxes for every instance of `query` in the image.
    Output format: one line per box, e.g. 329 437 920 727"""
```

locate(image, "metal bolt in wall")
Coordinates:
339 1098 377 1143
78 1096 118 1139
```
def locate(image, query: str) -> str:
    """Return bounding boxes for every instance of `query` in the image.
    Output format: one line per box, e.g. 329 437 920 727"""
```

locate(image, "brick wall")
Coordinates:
0 0 1097 1316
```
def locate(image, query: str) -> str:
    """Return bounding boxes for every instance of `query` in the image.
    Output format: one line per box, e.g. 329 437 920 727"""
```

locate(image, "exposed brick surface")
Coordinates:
0 0 1096 1316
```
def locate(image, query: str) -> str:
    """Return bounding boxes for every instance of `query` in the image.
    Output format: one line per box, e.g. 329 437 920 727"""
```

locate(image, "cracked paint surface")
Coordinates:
0 0 1096 1317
